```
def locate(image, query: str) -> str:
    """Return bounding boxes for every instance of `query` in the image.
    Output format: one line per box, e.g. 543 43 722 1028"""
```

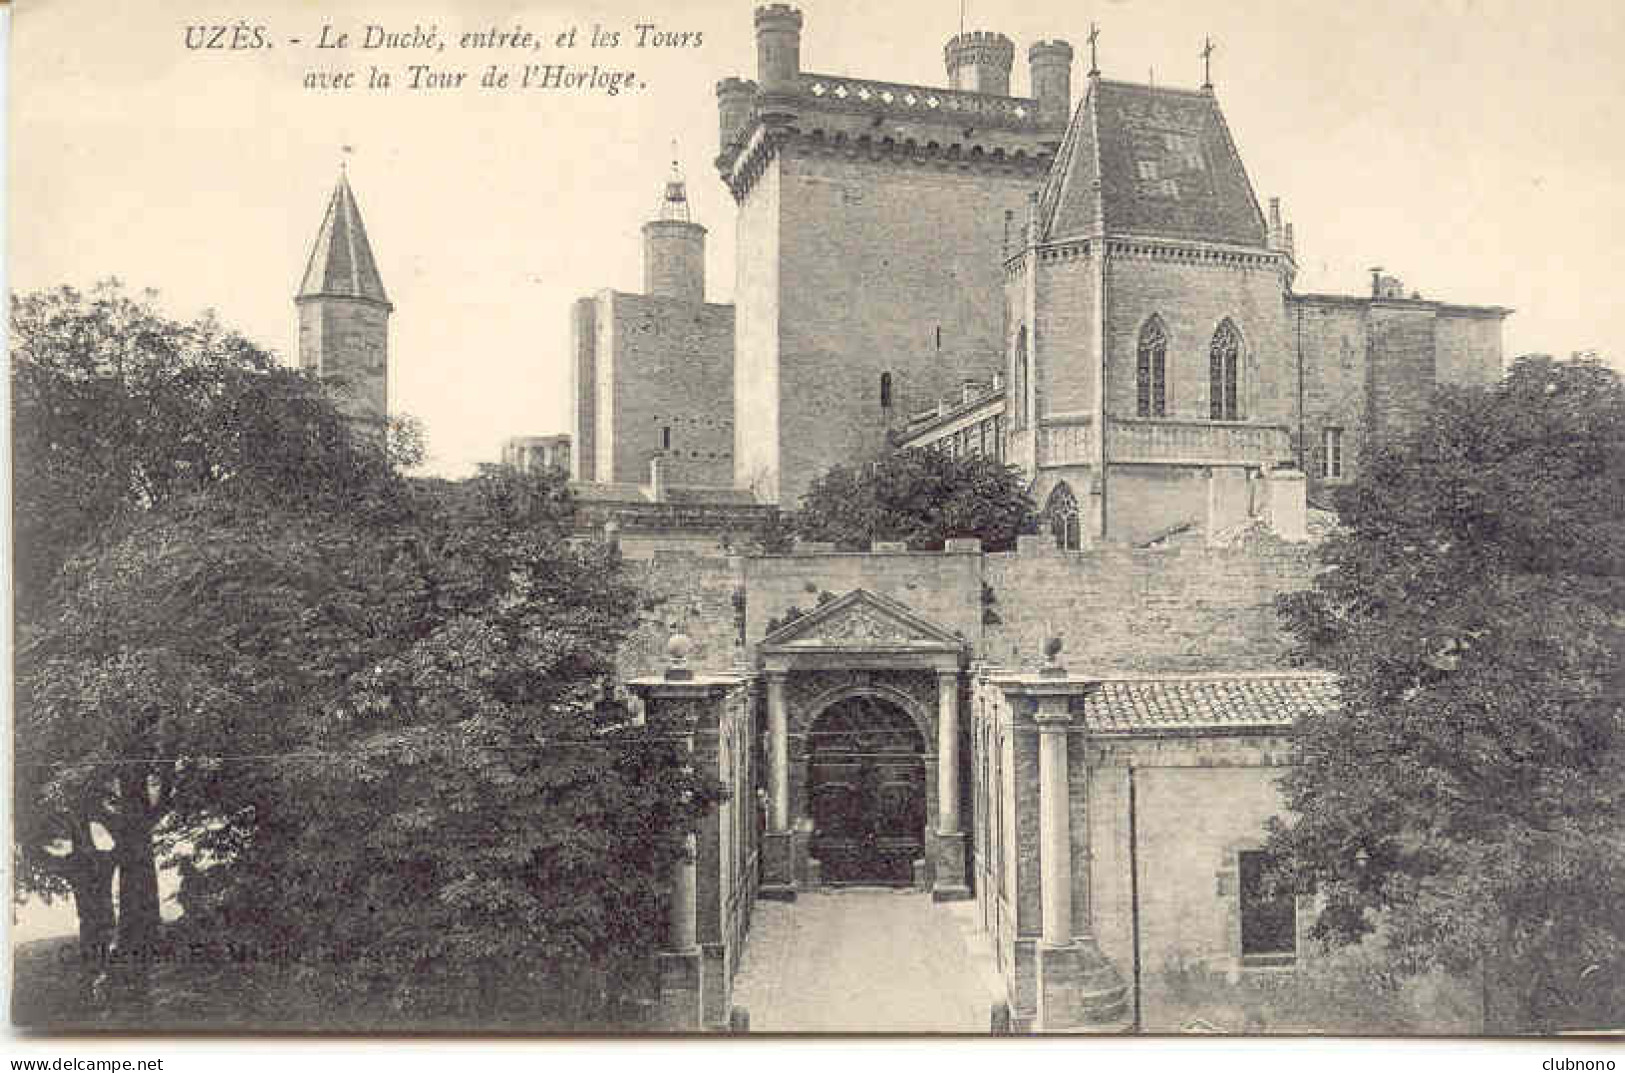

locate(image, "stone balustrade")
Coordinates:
1036 418 1095 466
797 73 1045 129
1108 418 1292 466
1033 417 1291 468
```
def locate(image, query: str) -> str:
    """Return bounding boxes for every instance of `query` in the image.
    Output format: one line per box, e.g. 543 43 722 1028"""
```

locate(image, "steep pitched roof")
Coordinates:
1038 79 1267 247
297 173 390 306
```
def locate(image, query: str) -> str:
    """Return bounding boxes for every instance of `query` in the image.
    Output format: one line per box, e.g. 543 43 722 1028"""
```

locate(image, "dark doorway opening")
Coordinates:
807 696 927 886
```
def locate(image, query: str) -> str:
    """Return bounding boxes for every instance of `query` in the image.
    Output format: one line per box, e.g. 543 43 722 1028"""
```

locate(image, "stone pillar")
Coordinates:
1036 712 1072 949
761 671 796 899
932 668 971 901
995 672 1129 1033
669 833 698 951
628 652 745 1031
767 672 789 829
937 671 961 833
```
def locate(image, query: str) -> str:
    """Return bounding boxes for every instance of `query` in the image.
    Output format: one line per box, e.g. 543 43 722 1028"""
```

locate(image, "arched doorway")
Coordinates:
806 695 927 886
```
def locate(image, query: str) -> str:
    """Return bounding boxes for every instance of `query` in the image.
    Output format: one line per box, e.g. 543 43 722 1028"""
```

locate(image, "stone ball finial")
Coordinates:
1042 634 1066 676
667 632 693 664
665 633 695 680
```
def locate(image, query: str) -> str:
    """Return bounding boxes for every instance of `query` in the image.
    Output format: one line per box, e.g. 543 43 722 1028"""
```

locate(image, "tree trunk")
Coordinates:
67 846 117 958
107 774 164 1017
64 843 117 1012
112 825 162 953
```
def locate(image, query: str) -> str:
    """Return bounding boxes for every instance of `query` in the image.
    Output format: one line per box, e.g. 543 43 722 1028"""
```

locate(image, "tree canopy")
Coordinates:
794 447 1036 552
12 282 409 967
13 284 704 1028
168 468 717 1027
1270 354 1625 1032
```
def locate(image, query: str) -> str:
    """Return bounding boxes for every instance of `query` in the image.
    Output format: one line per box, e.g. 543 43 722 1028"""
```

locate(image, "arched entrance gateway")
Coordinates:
756 589 970 901
806 695 927 885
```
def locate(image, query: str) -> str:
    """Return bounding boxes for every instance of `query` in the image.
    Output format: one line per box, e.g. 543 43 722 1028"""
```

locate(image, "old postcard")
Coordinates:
9 0 1623 1046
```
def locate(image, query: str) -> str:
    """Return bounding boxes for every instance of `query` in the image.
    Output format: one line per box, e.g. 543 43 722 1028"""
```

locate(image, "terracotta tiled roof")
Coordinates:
298 173 390 306
1081 673 1337 732
1039 79 1267 247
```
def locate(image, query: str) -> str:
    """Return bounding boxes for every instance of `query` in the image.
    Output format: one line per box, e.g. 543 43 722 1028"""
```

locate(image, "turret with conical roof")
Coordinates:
296 169 391 434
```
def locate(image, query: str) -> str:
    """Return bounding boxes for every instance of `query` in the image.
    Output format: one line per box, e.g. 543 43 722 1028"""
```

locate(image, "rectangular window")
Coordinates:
1321 427 1344 479
1238 850 1297 965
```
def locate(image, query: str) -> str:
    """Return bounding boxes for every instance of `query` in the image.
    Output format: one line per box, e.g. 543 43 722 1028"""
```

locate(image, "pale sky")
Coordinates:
12 0 1625 478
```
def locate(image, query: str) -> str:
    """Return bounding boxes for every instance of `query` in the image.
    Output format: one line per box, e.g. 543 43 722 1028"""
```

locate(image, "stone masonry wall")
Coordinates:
981 540 1315 672
1435 310 1504 390
1105 257 1294 428
1365 301 1438 446
774 153 1038 504
604 292 735 487
733 158 782 500
570 297 598 482
298 297 387 426
1291 299 1366 499
619 552 744 682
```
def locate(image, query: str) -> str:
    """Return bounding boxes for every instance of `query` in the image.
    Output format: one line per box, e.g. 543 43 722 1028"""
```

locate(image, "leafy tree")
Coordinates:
1270 355 1625 1032
795 448 1036 552
11 282 406 968
173 467 717 1027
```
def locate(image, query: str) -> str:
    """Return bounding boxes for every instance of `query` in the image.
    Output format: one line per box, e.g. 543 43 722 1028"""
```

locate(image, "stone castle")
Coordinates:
294 4 1512 1034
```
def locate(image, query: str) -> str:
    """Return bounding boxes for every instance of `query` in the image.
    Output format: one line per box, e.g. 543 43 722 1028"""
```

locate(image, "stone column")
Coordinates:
669 833 698 952
767 672 789 830
995 672 1128 1033
761 671 796 899
931 668 971 901
628 651 745 1031
1035 711 1072 949
937 670 961 833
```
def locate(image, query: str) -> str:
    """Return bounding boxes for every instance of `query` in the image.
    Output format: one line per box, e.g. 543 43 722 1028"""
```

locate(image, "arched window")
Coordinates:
1013 326 1030 430
1137 316 1168 418
1043 481 1081 551
1210 319 1242 421
880 371 893 409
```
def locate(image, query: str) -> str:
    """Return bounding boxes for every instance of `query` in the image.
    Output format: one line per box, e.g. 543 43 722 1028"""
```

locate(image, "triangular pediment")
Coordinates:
760 589 963 652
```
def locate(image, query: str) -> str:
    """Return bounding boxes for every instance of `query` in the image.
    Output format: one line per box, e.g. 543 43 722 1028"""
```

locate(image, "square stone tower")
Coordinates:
716 5 1072 504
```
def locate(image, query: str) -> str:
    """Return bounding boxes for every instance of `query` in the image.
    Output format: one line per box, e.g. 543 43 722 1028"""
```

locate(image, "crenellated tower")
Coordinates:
296 171 391 436
716 4 1073 504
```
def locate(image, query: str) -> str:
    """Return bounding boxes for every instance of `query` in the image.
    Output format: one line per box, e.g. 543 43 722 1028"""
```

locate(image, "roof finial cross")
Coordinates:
340 144 354 172
1087 22 1100 77
1201 36 1216 91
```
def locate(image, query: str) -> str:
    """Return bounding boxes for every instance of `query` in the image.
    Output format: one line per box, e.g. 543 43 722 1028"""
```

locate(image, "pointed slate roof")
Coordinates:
1037 79 1267 247
297 172 390 307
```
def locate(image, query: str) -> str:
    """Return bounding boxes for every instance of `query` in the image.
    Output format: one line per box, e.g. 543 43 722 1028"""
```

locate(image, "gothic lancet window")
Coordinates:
1137 316 1168 418
1210 319 1242 421
1043 482 1081 551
